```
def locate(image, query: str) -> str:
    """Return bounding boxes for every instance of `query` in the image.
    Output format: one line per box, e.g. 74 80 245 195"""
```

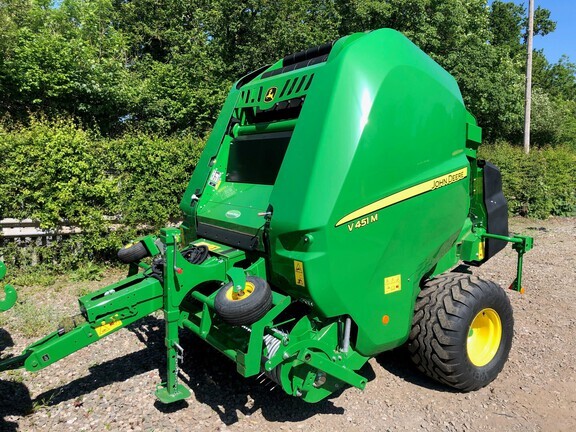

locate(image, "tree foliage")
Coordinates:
0 0 574 145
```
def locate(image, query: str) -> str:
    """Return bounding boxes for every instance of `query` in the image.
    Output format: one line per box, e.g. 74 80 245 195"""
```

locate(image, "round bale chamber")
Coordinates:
267 29 474 356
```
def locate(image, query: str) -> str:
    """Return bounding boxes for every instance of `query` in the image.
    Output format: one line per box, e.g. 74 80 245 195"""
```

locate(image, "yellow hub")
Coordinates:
225 281 255 302
467 308 502 367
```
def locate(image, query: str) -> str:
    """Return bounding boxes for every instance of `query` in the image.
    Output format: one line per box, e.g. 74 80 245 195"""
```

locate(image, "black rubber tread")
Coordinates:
214 276 272 326
408 272 513 391
117 241 149 264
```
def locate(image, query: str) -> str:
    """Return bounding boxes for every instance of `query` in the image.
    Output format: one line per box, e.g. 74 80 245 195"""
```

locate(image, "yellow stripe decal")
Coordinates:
335 167 468 227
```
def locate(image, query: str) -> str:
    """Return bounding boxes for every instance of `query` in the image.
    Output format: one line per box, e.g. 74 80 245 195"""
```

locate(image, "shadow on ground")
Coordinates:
0 328 14 353
2 316 454 428
14 316 349 425
24 315 358 424
30 316 166 408
1 328 33 432
174 329 379 425
0 379 32 432
375 347 457 393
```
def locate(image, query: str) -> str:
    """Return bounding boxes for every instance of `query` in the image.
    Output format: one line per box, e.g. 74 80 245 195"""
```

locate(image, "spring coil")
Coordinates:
262 330 286 384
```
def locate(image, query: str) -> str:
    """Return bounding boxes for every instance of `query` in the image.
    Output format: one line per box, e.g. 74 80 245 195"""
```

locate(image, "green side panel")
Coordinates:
0 261 17 312
266 29 471 356
466 111 482 150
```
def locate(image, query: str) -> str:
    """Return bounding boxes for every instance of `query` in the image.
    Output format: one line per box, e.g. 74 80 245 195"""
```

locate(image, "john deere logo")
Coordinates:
264 87 277 102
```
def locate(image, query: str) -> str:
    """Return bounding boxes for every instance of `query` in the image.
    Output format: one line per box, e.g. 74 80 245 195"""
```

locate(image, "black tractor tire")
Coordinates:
408 272 513 391
214 276 272 326
117 241 149 264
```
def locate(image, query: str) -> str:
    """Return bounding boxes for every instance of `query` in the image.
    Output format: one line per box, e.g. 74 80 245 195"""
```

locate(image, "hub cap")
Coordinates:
467 308 502 367
225 281 255 301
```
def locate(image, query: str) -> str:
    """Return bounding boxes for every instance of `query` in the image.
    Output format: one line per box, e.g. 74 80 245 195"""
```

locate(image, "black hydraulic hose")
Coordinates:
181 245 209 264
146 245 210 283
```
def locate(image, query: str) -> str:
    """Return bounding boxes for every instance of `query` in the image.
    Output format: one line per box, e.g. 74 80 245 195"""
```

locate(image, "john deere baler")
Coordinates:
1 29 532 404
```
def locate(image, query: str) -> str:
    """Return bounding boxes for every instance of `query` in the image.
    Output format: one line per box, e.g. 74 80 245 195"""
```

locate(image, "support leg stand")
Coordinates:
155 313 191 403
155 228 191 404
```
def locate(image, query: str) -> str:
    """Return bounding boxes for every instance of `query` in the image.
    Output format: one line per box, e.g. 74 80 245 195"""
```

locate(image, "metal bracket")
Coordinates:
482 232 533 293
227 267 247 294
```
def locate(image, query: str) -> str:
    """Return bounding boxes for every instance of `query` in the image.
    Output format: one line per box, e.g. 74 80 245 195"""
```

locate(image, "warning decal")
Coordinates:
95 319 122 337
294 260 306 287
478 241 485 260
384 274 401 294
194 241 220 251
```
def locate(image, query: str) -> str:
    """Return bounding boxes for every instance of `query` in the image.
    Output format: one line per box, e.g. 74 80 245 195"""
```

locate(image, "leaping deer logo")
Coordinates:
264 87 277 102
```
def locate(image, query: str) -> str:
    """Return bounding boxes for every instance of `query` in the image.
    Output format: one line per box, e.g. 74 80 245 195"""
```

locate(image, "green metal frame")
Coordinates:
0 262 17 312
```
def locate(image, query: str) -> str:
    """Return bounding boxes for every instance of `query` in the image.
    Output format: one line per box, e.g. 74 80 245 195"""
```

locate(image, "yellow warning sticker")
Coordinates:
294 260 306 287
194 241 220 251
384 274 402 294
95 319 122 337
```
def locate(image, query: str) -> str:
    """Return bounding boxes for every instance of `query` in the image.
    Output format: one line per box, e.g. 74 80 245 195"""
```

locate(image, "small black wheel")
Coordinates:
214 276 272 326
408 272 513 391
117 241 149 264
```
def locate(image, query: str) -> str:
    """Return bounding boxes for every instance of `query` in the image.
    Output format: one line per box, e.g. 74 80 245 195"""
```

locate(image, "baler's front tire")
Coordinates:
408 273 513 391
214 276 272 326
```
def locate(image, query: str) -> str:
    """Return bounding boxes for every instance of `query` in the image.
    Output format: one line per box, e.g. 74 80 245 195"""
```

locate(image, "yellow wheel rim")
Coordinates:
225 281 255 302
467 308 502 367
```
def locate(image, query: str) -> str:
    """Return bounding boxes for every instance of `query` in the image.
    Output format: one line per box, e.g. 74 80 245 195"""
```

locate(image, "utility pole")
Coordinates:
523 0 534 154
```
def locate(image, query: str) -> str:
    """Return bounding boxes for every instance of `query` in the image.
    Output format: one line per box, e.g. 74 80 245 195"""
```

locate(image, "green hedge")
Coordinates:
0 119 204 268
1 120 574 269
479 142 576 218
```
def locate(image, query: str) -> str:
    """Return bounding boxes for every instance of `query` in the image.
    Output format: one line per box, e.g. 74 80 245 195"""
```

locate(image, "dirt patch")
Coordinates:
1 217 575 431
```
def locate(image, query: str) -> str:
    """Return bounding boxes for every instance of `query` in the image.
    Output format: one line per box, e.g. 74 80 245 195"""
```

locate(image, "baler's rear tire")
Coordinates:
214 276 272 326
117 241 149 264
408 273 513 391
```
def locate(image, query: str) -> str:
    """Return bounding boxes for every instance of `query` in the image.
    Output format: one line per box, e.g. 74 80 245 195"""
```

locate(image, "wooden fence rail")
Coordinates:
0 218 173 265
1 218 82 239
0 218 83 265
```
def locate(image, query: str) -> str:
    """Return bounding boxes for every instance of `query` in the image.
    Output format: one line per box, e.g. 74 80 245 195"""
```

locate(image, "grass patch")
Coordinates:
75 285 94 297
69 263 105 282
4 369 25 383
9 267 57 288
31 389 63 413
0 313 8 327
12 301 58 338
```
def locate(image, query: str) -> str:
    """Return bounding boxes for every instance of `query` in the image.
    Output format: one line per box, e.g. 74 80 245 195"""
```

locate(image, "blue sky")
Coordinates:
489 0 576 64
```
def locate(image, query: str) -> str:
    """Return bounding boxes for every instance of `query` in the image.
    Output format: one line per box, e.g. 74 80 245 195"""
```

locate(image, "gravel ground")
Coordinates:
1 217 575 431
